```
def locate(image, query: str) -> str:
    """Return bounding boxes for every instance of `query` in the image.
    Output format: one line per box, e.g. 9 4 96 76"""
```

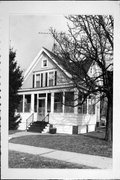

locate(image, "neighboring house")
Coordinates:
17 47 100 134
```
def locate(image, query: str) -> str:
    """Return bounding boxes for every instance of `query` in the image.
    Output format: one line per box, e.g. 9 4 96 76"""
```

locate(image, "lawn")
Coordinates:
9 150 94 169
9 130 25 135
9 128 112 158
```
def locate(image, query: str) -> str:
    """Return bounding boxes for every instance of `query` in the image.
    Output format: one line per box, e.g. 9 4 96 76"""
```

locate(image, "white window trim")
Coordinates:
42 59 48 68
33 70 57 87
48 71 55 86
35 73 41 88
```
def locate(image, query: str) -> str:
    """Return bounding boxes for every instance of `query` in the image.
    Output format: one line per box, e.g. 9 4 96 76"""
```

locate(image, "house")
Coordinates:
17 47 100 134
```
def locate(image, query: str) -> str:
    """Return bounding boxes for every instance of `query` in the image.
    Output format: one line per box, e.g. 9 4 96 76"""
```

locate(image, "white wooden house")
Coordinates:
17 47 100 134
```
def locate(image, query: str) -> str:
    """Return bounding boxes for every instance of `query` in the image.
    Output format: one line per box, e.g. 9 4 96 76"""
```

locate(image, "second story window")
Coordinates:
49 72 54 86
36 74 40 87
33 70 57 88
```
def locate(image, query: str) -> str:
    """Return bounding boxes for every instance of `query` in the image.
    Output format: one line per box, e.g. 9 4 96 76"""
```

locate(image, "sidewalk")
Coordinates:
9 142 112 169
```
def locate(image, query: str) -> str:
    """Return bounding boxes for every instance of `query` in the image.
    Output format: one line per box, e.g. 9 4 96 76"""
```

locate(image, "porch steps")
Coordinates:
41 124 50 133
27 121 48 133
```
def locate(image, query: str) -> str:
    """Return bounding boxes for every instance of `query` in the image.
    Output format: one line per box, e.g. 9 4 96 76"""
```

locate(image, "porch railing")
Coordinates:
26 113 34 130
42 113 49 123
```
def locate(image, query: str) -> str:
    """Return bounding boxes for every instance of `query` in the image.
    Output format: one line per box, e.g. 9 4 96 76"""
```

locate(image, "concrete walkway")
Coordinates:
9 142 112 169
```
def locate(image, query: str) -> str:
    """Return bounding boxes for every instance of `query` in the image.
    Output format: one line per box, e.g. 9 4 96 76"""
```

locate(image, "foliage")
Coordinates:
50 15 113 141
9 48 23 130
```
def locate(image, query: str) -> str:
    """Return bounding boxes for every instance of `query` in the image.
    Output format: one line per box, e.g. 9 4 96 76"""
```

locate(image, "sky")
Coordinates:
10 15 69 72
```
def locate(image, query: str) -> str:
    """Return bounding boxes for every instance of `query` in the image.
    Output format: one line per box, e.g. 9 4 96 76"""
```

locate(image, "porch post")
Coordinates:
31 93 34 113
63 91 65 113
23 94 25 113
74 90 78 114
51 92 54 113
45 93 48 115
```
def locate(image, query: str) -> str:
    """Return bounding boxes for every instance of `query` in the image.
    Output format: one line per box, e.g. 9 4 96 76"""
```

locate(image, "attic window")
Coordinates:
43 60 47 67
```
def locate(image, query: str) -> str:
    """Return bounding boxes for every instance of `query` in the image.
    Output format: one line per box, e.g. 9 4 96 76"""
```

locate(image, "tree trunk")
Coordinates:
105 97 113 141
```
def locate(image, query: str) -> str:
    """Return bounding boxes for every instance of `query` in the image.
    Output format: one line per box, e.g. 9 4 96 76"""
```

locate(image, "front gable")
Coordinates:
22 48 71 89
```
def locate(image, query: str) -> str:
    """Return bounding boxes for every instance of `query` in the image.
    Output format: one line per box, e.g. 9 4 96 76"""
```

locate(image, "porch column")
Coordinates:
23 94 25 113
45 93 48 115
63 91 65 113
51 92 54 113
74 90 78 114
31 93 34 113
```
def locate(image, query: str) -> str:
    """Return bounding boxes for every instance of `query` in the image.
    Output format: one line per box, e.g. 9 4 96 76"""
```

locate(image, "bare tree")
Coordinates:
50 15 113 141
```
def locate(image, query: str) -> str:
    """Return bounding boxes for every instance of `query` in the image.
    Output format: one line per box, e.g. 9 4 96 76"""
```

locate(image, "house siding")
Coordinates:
49 113 96 134
22 52 69 89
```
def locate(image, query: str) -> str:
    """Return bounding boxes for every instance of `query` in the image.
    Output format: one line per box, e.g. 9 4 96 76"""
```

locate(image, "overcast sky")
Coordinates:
10 15 69 72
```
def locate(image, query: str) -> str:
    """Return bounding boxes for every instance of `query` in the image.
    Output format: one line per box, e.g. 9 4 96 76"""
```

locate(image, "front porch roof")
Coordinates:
18 83 87 94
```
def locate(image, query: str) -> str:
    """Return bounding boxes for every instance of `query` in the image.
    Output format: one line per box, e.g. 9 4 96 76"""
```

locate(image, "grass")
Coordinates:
9 127 112 158
9 130 25 135
9 150 94 169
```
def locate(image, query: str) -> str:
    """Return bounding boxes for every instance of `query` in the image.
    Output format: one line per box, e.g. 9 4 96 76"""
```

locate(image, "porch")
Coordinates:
17 89 98 134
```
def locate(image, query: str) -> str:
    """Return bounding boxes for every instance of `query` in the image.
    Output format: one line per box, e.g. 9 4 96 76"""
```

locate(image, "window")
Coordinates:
83 100 87 114
24 95 31 112
17 95 23 112
54 92 63 112
36 74 40 87
88 96 95 114
78 94 87 114
43 60 47 67
65 92 74 113
34 70 57 88
47 93 51 113
49 72 54 86
39 93 46 97
34 94 37 112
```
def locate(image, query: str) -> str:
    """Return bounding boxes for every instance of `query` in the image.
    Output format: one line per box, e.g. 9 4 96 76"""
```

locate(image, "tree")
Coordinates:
50 15 113 141
9 48 23 130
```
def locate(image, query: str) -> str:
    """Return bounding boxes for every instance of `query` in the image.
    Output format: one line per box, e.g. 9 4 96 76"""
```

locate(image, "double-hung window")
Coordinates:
49 72 54 86
88 96 95 114
36 74 40 88
78 94 87 114
65 92 74 113
54 92 63 112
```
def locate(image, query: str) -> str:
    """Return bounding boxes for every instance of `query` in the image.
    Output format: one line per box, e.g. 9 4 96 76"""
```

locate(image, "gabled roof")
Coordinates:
24 47 72 82
44 48 93 79
24 47 93 82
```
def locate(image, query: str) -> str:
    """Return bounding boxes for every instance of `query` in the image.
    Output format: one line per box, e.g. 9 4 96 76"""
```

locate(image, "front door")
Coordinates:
38 98 45 121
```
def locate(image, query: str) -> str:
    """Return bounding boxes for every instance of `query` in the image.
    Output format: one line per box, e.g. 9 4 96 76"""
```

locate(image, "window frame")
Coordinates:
64 91 74 113
33 70 57 88
36 74 41 88
54 92 63 113
78 94 87 114
42 59 48 68
24 94 31 113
